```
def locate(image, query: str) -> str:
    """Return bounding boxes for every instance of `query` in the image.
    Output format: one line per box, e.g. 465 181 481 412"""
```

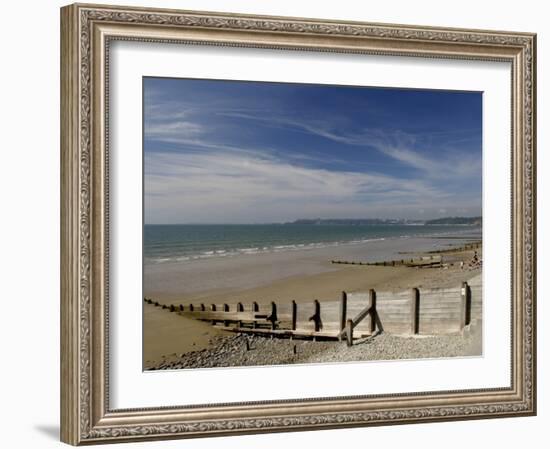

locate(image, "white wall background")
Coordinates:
0 0 546 447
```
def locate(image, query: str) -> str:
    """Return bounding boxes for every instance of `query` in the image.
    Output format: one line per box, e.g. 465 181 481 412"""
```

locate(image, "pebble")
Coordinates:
146 329 478 371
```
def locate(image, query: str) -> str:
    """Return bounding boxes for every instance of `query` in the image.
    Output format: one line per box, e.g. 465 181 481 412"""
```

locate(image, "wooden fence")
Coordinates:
330 241 481 266
145 275 482 346
331 254 442 268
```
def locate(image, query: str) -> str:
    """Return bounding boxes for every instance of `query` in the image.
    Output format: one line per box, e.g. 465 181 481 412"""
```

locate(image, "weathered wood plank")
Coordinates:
168 276 481 339
339 291 347 338
217 326 341 338
345 319 353 346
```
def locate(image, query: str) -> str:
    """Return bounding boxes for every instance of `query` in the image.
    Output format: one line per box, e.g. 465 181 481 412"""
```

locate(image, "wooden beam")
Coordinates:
216 326 340 339
237 302 244 327
460 281 471 328
411 288 419 334
369 289 376 333
336 300 373 339
252 302 259 328
339 291 347 340
346 319 353 347
268 301 278 330
223 303 229 327
309 299 321 332
291 300 297 331
350 303 372 327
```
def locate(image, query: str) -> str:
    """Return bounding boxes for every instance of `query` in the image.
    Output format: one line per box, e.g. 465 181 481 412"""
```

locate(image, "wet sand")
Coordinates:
143 307 226 366
143 235 482 367
144 233 480 302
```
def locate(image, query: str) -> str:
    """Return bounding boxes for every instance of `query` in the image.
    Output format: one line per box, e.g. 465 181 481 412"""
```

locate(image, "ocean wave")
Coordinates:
144 227 480 265
145 236 396 264
239 247 260 253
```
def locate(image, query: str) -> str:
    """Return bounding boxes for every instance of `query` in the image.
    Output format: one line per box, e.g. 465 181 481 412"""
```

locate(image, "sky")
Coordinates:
144 77 482 224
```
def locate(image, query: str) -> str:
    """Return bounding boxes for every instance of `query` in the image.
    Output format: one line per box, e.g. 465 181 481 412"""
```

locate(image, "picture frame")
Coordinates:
60 2 536 445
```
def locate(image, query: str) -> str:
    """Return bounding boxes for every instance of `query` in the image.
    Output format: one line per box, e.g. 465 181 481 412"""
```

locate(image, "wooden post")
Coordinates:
465 283 472 326
411 288 419 335
209 304 217 324
223 303 229 327
291 300 297 331
189 304 194 312
237 302 244 327
460 282 471 329
179 304 184 311
346 319 353 347
312 299 321 332
339 291 347 341
252 302 259 328
460 282 467 330
200 303 205 311
369 289 376 334
269 301 277 330
170 305 175 312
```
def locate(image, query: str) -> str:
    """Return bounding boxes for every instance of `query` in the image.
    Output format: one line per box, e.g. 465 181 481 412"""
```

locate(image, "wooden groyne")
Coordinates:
331 255 442 268
145 275 482 346
426 241 481 254
331 241 481 267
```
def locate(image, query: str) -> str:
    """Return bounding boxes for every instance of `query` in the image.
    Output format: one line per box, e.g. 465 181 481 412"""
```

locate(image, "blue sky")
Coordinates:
144 77 482 224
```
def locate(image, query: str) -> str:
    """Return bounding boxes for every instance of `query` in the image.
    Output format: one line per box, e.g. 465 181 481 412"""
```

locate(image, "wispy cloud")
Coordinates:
145 149 478 224
143 79 482 223
145 121 203 142
217 112 481 181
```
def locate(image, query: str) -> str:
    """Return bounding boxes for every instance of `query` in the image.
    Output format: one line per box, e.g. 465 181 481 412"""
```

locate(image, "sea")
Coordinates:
144 224 481 266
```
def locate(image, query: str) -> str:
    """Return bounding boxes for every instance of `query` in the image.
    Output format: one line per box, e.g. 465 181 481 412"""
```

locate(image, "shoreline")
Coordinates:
145 226 481 266
144 232 480 301
143 236 482 368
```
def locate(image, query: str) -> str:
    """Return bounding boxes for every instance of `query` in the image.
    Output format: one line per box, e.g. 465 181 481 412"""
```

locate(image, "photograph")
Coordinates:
57 2 536 444
142 77 484 371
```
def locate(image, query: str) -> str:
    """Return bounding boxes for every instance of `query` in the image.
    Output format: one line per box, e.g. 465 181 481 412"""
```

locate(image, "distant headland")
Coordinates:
285 216 482 226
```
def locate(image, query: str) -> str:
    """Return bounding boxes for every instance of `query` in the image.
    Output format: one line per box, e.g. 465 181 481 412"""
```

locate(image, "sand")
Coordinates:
143 235 482 368
143 307 226 365
144 233 480 301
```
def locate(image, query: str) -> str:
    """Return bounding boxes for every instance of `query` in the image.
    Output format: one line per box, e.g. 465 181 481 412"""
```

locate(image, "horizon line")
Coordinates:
144 216 482 226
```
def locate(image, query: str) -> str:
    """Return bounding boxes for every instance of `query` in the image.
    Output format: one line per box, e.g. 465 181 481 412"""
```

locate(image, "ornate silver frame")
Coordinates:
60 3 536 445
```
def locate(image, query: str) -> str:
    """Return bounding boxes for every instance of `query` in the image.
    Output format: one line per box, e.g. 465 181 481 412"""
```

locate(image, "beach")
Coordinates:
144 231 480 301
143 231 482 369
